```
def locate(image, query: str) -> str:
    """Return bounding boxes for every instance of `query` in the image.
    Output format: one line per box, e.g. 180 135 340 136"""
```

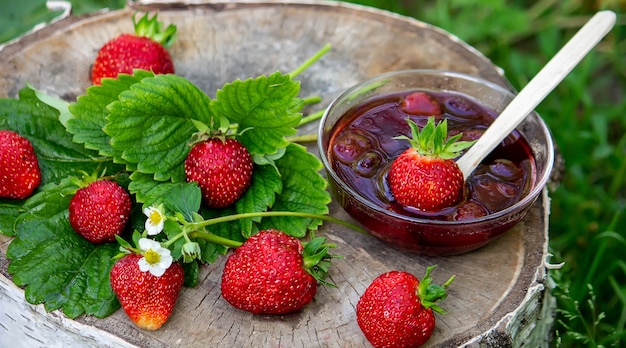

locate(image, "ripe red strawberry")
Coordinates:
91 13 176 85
389 117 474 211
221 229 337 315
69 179 132 243
0 130 41 199
185 137 253 208
110 253 184 331
356 266 455 348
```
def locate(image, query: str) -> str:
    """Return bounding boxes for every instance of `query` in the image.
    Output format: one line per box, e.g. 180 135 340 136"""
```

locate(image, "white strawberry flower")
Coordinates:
138 238 173 277
143 205 165 235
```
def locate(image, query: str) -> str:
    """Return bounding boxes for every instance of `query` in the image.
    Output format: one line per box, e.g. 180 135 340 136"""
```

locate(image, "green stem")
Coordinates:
299 109 325 127
286 134 318 143
162 230 188 248
289 43 332 79
189 230 243 248
188 211 367 235
302 95 322 105
443 275 456 288
608 133 626 196
578 210 622 298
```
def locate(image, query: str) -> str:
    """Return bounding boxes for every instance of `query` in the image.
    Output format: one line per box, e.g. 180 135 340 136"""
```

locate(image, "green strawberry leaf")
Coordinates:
32 87 73 127
1 86 122 184
6 192 120 319
128 171 177 207
67 70 155 158
0 86 124 235
18 177 78 220
0 202 20 236
235 164 283 235
161 182 202 223
213 71 303 159
260 143 330 237
128 171 202 219
104 73 213 182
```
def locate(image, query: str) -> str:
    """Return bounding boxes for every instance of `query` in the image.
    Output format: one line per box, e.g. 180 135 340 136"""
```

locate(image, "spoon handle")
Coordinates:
457 10 616 180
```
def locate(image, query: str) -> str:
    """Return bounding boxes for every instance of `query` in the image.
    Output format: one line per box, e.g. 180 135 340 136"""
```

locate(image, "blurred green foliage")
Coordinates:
1 0 625 346
0 0 64 44
0 0 126 44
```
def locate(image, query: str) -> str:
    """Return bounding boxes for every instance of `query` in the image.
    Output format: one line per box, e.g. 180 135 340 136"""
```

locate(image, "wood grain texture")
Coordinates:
0 1 554 347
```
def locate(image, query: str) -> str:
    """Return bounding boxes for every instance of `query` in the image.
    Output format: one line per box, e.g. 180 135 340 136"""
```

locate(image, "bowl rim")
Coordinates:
317 68 555 226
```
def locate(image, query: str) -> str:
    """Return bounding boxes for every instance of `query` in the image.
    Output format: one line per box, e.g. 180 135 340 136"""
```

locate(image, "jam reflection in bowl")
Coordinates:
318 70 555 255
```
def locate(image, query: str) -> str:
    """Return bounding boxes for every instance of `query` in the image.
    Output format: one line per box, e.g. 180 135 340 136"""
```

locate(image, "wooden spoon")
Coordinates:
456 10 616 180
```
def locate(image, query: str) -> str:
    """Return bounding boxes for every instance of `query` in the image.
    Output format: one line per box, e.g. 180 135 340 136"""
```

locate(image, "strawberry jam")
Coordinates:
327 90 536 221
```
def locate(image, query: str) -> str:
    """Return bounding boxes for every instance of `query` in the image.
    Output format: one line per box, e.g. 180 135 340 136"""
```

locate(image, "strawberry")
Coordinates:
69 179 132 243
91 13 176 85
401 91 442 116
388 117 474 211
356 266 455 348
0 130 41 199
185 137 253 208
110 253 184 331
220 229 337 315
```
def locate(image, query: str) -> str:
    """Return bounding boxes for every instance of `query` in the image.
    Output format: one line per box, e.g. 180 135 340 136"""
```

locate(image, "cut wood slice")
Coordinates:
0 1 556 347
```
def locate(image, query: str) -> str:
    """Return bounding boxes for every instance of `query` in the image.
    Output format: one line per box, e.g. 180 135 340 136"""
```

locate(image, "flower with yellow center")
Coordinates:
143 205 165 236
137 238 173 277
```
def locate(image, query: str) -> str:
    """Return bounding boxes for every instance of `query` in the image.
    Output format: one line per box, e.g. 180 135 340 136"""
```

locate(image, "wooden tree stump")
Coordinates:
0 1 556 347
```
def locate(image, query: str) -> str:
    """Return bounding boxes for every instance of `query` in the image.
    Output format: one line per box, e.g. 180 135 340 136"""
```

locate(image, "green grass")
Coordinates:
2 0 625 346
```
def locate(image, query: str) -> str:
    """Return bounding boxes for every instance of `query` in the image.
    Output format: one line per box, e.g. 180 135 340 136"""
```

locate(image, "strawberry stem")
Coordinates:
187 210 366 234
160 227 189 247
188 230 243 248
286 134 317 143
298 109 325 127
302 96 322 105
289 43 332 79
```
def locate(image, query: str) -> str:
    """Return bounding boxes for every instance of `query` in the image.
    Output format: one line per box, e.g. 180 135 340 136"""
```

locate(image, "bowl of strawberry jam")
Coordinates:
318 70 554 255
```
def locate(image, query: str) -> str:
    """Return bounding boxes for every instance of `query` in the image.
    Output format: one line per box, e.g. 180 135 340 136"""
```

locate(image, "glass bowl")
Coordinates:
317 70 555 255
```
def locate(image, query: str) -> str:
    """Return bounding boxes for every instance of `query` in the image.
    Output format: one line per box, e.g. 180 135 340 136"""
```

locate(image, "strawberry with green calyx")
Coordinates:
184 136 254 209
220 229 341 315
68 174 132 244
184 117 254 208
91 12 177 85
389 117 475 211
0 130 41 199
111 236 183 331
356 266 455 348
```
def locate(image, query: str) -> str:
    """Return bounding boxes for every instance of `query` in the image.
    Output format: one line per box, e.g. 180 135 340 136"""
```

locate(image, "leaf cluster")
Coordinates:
0 68 331 319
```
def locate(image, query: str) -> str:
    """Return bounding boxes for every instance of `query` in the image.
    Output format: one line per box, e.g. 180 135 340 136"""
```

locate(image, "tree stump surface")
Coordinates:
0 1 555 347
